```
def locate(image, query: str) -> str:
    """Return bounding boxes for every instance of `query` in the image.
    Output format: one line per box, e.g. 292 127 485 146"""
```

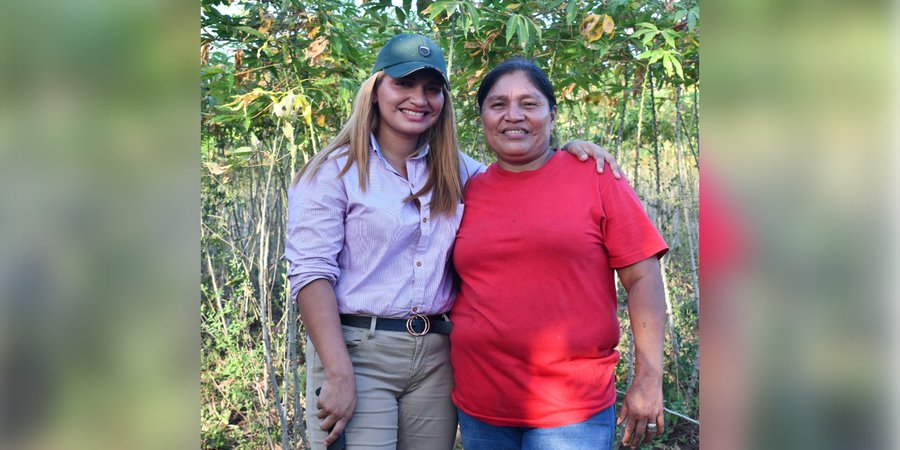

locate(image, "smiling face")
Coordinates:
480 71 557 172
373 69 445 148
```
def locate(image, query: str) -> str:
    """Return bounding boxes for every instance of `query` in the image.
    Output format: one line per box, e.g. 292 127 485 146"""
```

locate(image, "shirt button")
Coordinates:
416 261 423 267
422 217 428 223
412 306 418 312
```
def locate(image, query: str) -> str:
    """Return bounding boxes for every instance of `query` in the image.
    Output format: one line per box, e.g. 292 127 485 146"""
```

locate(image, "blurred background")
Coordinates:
0 0 897 449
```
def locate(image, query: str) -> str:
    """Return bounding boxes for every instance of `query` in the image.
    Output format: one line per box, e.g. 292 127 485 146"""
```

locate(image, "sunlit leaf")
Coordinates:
203 162 231 175
661 30 676 49
282 122 295 142
505 15 517 44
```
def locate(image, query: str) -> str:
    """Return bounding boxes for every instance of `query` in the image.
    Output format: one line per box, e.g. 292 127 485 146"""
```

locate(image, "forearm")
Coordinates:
297 279 354 381
621 260 667 383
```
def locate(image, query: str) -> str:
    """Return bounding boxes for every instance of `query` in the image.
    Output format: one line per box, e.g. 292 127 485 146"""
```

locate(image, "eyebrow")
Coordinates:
485 93 544 102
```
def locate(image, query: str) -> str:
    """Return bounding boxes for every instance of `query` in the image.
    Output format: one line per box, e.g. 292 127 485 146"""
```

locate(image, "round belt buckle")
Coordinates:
406 314 430 336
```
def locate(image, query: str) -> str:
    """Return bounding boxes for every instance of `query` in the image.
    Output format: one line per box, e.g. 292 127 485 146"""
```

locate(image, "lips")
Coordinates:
501 128 529 135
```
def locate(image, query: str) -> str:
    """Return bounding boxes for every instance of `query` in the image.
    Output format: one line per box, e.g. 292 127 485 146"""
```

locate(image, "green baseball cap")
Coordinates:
372 34 449 87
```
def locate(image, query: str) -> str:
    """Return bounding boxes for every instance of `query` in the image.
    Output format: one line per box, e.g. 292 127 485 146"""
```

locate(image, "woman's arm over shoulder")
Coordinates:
458 151 488 187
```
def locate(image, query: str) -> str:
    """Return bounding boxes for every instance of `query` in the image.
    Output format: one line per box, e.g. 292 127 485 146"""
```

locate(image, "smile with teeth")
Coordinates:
503 129 528 135
400 108 427 117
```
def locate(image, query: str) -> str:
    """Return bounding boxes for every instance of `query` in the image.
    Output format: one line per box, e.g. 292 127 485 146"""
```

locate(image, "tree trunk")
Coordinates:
614 65 629 160
258 154 290 450
648 69 662 203
633 67 648 185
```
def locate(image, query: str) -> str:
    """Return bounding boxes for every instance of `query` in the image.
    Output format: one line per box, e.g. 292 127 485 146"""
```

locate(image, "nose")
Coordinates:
505 104 524 121
408 86 428 106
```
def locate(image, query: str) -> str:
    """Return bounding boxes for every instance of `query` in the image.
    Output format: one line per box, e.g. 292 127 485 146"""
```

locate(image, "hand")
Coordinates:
617 378 664 448
561 140 623 179
316 374 357 446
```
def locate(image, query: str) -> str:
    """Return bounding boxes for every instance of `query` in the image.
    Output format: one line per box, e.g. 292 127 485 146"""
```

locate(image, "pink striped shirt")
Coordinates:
286 135 484 317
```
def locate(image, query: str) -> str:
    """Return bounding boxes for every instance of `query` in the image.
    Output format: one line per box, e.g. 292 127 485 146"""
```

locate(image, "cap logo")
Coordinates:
418 45 431 57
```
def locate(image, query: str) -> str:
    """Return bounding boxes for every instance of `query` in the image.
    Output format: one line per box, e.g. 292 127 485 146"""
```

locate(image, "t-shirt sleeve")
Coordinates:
285 157 347 302
599 176 669 268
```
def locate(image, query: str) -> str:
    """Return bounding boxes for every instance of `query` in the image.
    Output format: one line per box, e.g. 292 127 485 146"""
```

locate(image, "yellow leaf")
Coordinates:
308 26 320 39
282 122 295 141
580 14 601 41
506 3 521 10
203 162 230 175
304 37 329 65
317 115 325 126
303 103 312 126
259 18 273 35
561 82 577 99
601 14 615 36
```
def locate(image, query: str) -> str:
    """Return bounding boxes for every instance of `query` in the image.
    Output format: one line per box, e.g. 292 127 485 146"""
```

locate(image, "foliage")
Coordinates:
201 0 699 448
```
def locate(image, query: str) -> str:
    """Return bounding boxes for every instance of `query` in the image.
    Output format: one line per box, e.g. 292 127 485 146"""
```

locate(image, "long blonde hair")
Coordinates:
294 71 462 216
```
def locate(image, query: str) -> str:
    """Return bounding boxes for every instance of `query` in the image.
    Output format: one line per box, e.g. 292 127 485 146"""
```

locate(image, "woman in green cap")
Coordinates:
286 33 621 450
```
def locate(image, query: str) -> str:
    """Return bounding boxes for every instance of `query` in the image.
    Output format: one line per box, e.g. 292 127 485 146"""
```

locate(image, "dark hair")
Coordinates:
476 58 557 113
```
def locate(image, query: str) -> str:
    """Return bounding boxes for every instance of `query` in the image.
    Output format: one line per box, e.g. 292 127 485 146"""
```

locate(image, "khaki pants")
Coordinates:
305 324 457 450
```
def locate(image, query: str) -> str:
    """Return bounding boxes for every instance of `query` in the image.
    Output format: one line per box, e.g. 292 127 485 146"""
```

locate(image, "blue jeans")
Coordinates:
458 405 616 450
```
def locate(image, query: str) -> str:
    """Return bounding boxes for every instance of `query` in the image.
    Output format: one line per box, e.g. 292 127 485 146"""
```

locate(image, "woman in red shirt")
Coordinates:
450 58 669 449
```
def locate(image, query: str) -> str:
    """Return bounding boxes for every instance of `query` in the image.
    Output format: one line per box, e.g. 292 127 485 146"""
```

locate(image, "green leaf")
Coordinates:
505 15 517 44
642 32 656 46
565 0 578 26
661 30 676 49
631 28 651 38
688 10 698 31
427 1 450 20
527 16 541 42
232 146 254 155
662 53 673 76
517 16 530 49
672 56 684 79
636 22 658 31
637 50 653 60
235 26 266 39
466 2 480 29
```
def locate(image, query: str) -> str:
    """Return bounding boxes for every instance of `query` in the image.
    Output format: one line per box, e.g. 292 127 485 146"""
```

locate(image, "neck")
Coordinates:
496 147 553 173
375 129 420 164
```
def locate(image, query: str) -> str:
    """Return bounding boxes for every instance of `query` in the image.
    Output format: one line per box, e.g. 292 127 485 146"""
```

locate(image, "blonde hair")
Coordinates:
294 71 462 216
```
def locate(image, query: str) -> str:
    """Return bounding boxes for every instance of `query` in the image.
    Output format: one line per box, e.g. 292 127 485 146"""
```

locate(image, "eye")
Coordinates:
426 85 443 94
522 102 539 109
395 78 412 87
490 102 505 109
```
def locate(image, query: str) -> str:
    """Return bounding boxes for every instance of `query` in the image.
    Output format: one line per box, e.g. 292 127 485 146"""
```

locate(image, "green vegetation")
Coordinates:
201 0 699 448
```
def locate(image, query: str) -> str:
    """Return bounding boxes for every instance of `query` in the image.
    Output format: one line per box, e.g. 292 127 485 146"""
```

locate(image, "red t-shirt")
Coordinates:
450 151 668 428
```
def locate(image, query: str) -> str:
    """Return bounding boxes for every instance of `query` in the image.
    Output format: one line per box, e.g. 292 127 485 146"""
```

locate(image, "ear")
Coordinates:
550 106 557 125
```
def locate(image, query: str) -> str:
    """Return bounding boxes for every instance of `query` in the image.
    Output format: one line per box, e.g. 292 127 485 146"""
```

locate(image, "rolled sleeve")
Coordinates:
285 158 347 302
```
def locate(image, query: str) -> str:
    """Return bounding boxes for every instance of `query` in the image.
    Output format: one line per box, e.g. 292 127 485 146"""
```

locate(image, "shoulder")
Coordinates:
459 151 487 184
